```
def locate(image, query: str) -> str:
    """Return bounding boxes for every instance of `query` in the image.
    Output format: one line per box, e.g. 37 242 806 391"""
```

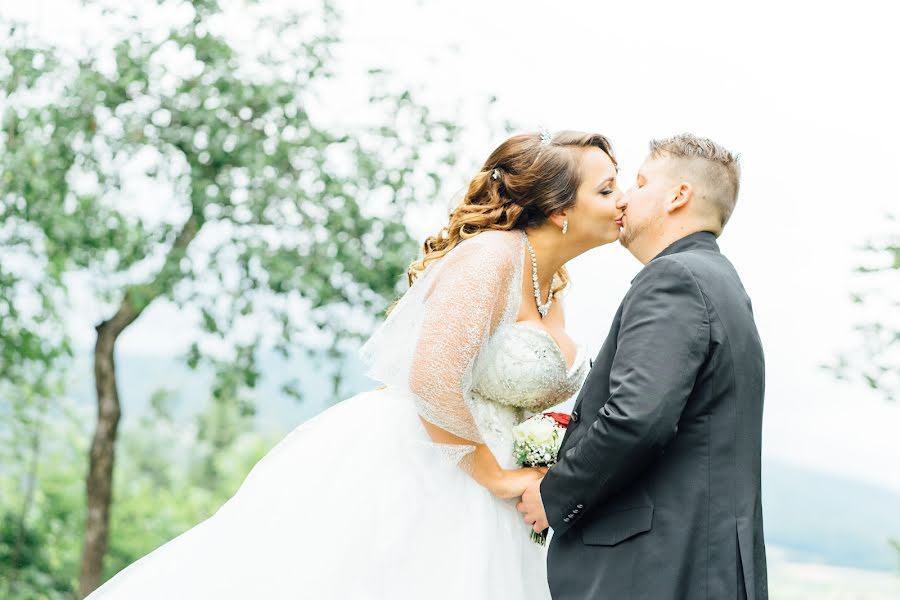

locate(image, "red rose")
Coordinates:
543 412 571 428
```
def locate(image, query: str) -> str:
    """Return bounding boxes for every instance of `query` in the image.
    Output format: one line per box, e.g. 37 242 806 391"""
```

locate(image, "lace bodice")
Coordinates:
469 323 589 467
359 228 589 469
471 323 587 410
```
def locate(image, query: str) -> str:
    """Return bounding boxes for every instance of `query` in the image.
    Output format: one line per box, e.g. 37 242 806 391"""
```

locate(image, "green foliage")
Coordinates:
1 0 469 593
826 214 899 402
825 214 899 568
0 372 86 598
0 382 279 598
1 0 459 406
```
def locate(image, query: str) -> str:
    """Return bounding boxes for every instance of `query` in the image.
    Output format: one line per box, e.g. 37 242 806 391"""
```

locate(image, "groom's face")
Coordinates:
618 157 670 248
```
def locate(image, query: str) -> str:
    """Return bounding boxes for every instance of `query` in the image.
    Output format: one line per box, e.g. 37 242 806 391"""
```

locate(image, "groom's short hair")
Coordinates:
649 134 741 228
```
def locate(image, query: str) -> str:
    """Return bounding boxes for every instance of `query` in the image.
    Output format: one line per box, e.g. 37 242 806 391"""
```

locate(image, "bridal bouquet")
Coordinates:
512 412 570 545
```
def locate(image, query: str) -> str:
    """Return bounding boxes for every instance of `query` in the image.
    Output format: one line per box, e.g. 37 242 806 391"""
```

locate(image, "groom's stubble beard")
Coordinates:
619 212 663 250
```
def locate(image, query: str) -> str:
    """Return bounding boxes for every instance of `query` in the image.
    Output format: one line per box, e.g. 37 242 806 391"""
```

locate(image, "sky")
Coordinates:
8 0 900 492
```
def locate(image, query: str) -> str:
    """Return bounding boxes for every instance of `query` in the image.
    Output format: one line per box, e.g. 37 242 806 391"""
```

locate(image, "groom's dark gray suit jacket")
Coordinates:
541 231 767 600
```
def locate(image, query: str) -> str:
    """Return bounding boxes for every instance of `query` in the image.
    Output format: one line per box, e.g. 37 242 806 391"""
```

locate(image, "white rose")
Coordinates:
513 415 558 446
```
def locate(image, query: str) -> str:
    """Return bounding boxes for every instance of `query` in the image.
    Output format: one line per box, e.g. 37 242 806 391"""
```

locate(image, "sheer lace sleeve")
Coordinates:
408 235 517 442
359 230 523 461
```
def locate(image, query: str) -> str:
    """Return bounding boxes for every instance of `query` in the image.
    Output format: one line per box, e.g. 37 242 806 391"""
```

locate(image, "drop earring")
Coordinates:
562 219 568 235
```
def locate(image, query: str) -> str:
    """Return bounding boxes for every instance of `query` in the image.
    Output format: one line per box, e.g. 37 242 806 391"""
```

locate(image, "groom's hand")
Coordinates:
517 478 549 533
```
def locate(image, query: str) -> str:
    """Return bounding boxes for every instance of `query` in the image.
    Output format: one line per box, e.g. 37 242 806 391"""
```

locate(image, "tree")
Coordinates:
826 214 899 402
1 0 458 594
826 213 899 568
0 376 279 599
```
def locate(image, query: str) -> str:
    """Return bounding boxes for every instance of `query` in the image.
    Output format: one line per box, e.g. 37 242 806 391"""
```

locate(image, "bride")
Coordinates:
87 130 623 599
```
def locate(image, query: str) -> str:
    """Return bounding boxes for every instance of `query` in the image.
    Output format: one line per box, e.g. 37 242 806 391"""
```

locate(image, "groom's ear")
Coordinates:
666 182 693 213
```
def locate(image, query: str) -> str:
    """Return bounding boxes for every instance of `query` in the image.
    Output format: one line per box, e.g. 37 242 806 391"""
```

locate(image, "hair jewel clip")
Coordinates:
491 168 501 180
539 127 553 147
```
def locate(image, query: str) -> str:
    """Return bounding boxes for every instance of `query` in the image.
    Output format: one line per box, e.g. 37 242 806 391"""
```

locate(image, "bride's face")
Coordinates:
563 147 622 248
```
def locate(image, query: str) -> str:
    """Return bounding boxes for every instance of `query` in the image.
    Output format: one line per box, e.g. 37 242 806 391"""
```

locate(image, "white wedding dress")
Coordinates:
87 229 589 600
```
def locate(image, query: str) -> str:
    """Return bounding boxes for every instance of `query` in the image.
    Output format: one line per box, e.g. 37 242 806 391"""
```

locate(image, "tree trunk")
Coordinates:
79 301 141 597
79 214 199 597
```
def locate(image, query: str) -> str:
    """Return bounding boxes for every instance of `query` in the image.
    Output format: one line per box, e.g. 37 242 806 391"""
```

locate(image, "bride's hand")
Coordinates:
490 466 548 499
458 442 547 498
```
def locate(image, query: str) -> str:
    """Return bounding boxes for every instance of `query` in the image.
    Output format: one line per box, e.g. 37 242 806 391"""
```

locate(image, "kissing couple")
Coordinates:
87 131 767 600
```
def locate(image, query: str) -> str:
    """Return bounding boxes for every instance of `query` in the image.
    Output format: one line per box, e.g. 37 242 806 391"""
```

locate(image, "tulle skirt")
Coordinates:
87 387 552 599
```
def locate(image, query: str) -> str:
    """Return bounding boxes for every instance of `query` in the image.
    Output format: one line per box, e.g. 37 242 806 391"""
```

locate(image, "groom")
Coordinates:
519 134 767 599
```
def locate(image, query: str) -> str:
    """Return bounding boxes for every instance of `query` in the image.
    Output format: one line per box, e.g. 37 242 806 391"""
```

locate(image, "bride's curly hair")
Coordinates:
407 130 616 290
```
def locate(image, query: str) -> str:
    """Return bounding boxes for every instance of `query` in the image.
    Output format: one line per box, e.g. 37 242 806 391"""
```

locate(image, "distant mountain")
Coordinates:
68 350 900 573
763 459 900 572
66 348 376 433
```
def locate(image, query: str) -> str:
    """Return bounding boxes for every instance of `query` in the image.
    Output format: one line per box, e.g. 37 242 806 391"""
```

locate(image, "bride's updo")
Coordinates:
407 130 616 292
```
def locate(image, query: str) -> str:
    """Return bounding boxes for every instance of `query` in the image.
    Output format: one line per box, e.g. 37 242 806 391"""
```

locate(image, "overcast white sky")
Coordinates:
11 0 900 492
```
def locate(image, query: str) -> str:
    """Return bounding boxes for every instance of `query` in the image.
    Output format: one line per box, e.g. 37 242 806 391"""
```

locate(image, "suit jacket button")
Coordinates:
576 504 583 509
571 410 579 423
563 517 570 523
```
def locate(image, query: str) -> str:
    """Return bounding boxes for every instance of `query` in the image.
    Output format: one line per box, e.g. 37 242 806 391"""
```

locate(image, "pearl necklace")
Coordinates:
525 234 554 318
